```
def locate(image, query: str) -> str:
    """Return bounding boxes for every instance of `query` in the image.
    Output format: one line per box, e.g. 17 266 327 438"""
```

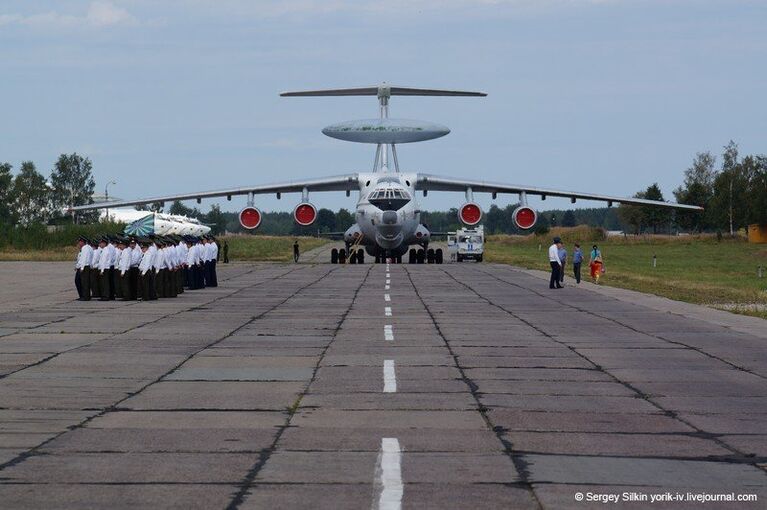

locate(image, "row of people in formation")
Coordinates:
74 233 219 301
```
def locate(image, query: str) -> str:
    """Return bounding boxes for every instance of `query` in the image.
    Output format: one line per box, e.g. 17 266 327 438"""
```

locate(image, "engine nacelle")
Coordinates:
239 206 262 230
512 206 537 230
293 202 318 226
458 202 483 226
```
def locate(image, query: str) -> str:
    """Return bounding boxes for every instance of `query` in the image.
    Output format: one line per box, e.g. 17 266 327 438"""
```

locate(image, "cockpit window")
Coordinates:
368 188 412 211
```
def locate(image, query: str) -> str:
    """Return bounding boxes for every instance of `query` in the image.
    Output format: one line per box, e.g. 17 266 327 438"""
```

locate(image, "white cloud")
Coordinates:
0 2 136 29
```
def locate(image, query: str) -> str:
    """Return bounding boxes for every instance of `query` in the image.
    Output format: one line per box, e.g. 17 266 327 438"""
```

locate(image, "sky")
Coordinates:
1 0 765 214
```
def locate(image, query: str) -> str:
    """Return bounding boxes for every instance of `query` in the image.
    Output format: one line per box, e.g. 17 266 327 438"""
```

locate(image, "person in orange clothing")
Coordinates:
589 244 603 283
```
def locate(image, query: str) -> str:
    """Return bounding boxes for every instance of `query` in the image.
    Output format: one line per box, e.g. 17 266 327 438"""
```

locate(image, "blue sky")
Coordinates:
1 0 765 213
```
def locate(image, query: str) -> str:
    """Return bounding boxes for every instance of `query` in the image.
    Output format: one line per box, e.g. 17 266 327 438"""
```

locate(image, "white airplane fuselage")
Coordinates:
344 172 429 257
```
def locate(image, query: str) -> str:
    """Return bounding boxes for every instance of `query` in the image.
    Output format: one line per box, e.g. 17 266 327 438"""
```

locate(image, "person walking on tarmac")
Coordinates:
293 240 300 263
75 236 93 301
223 241 229 263
548 236 564 289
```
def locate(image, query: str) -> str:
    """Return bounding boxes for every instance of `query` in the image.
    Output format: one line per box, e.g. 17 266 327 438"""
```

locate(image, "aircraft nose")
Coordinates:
382 211 398 225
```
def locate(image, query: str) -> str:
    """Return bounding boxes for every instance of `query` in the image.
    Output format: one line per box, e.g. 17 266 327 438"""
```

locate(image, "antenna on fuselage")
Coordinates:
280 84 486 173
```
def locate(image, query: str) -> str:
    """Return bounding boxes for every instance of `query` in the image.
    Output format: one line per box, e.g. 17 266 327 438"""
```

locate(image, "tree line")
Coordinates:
2 141 765 236
0 154 98 226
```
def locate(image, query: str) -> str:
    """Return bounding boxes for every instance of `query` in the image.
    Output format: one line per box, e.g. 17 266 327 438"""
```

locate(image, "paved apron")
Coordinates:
0 262 765 509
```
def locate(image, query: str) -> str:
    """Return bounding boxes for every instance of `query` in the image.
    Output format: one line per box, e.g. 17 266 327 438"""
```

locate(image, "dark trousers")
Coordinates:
99 271 111 300
165 270 177 298
208 260 218 287
294 250 299 263
197 264 206 289
223 251 229 263
139 272 151 300
108 267 116 299
90 267 100 298
573 262 582 284
177 268 184 294
550 262 562 288
559 262 566 283
120 273 132 300
149 271 157 300
129 267 139 299
75 269 89 300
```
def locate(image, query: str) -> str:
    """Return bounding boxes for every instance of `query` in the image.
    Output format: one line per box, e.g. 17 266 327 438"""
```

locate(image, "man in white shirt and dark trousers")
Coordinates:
549 236 564 289
75 236 93 301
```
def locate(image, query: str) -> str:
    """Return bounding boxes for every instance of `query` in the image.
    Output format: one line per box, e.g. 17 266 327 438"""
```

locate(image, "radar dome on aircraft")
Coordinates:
322 118 449 144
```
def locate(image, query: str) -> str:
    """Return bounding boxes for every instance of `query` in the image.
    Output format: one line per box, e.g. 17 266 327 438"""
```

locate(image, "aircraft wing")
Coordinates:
68 174 360 211
415 174 703 211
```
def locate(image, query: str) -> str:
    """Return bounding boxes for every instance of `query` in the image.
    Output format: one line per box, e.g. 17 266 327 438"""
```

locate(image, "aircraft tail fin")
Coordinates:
280 84 486 98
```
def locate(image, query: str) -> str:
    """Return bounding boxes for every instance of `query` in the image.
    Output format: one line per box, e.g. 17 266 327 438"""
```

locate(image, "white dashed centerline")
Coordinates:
384 325 394 341
385 285 390 290
375 438 403 510
383 360 397 393
384 294 391 302
385 306 392 317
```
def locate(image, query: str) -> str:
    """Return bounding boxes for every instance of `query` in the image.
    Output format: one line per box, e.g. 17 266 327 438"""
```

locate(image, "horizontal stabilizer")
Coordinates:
281 85 486 97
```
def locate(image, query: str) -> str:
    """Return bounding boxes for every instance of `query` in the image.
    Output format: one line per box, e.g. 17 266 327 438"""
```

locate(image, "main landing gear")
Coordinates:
408 247 443 264
330 248 365 264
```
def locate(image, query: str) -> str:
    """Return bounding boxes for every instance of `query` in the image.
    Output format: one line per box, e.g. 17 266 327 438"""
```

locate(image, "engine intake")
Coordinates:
512 206 537 230
293 202 318 226
239 206 262 230
459 202 483 226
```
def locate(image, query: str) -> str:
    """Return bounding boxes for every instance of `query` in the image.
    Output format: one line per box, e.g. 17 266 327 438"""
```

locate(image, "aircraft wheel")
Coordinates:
357 249 365 264
396 255 402 264
435 249 443 264
349 251 357 264
457 254 463 263
417 249 425 264
331 248 338 264
339 249 346 264
477 254 483 263
426 248 435 264
408 249 416 264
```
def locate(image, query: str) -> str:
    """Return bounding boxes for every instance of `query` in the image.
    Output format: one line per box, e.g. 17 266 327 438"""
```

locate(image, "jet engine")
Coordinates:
512 206 537 230
293 202 318 226
239 206 262 230
458 202 483 226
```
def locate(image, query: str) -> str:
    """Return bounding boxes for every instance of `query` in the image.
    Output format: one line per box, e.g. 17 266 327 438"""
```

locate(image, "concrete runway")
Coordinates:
0 261 766 509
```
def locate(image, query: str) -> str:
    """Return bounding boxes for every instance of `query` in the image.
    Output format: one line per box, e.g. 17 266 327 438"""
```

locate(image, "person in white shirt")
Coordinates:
112 239 122 299
185 238 199 290
548 236 564 289
75 236 94 301
97 238 112 301
90 239 103 298
174 238 186 295
138 241 155 300
118 239 133 300
129 238 142 299
153 239 166 298
207 236 219 287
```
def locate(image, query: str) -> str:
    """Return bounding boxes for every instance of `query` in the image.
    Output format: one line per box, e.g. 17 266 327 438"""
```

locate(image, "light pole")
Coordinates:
105 180 116 222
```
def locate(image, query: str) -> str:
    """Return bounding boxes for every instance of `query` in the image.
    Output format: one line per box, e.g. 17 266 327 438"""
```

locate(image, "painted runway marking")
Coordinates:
385 285 390 290
386 273 390 278
384 325 394 341
383 360 397 393
375 438 403 510
386 279 391 285
384 294 391 302
385 306 392 317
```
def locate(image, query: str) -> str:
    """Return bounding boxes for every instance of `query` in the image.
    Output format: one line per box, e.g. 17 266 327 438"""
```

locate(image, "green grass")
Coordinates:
224 235 329 262
485 226 767 320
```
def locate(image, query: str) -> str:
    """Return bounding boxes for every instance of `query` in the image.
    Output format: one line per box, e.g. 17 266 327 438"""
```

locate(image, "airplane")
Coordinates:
101 208 211 237
71 84 703 264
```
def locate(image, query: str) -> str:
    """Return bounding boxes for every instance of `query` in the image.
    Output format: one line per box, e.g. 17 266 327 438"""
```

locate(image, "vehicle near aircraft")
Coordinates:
71 84 703 263
448 226 485 263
